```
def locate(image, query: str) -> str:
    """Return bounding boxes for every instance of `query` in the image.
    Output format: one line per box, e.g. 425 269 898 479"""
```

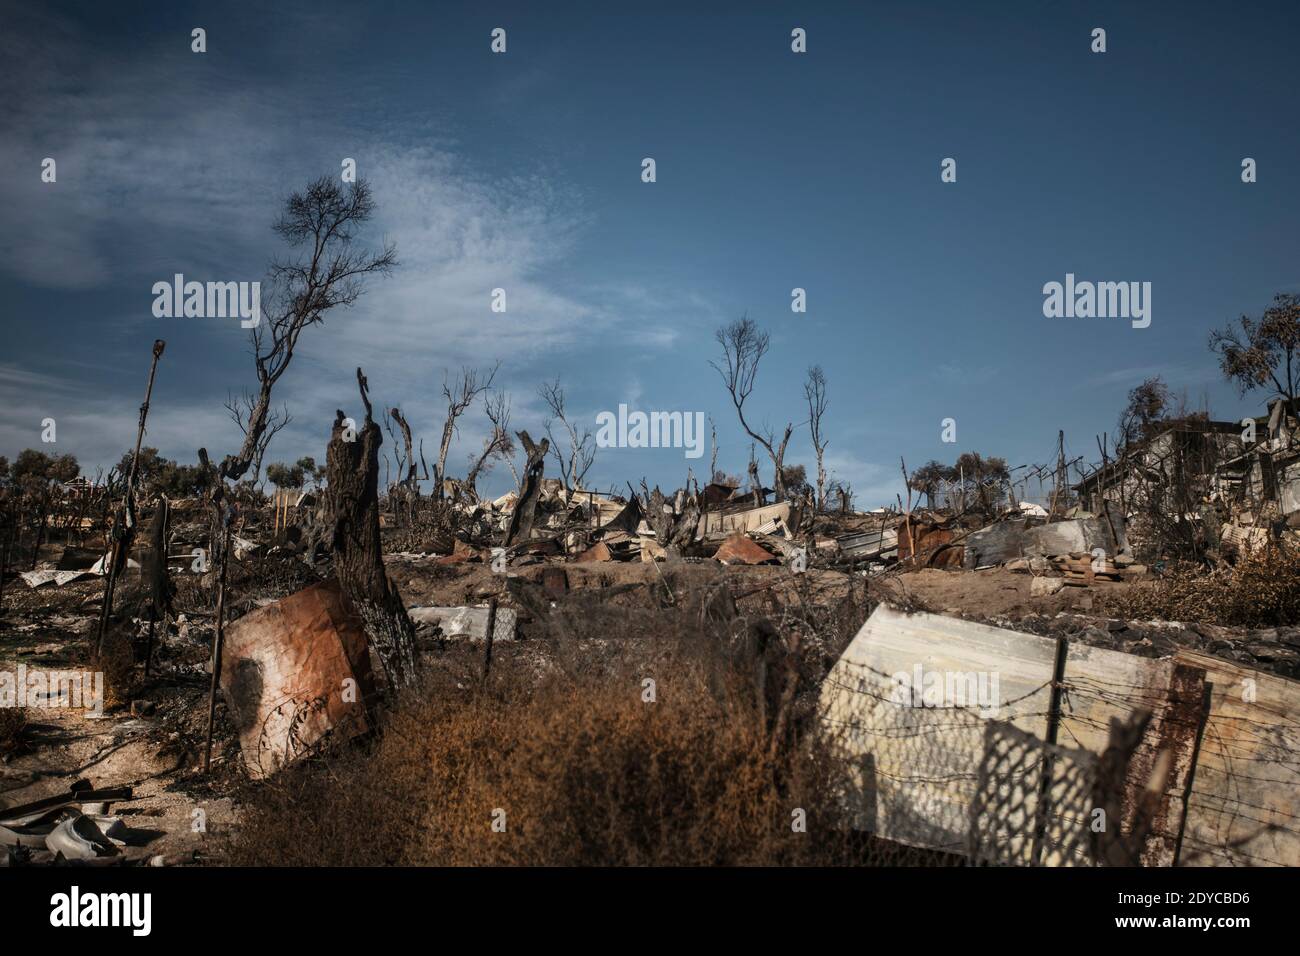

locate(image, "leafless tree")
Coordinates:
465 390 516 499
712 316 795 501
221 177 396 482
539 378 595 494
804 365 828 511
386 407 419 489
225 390 291 484
434 363 499 495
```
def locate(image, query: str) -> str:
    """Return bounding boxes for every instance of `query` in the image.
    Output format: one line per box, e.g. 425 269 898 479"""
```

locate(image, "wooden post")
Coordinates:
1031 636 1069 865
899 458 916 565
482 597 498 685
203 524 231 773
96 339 166 656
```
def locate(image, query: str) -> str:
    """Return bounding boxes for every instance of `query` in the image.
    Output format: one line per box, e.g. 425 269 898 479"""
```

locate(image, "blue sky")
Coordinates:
2 1 1298 506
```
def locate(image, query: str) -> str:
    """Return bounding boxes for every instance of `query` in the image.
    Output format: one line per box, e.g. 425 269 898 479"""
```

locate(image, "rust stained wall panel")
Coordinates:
1174 650 1300 866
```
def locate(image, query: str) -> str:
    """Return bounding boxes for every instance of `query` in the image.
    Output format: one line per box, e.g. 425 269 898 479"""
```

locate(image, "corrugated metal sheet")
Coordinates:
836 527 897 558
696 501 792 538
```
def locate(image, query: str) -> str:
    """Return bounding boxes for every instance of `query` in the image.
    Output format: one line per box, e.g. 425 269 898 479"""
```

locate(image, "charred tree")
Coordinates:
225 390 291 484
433 363 499 497
639 484 700 559
539 378 596 494
141 498 174 677
505 430 549 546
712 316 795 501
388 407 418 488
325 368 418 690
804 365 829 512
464 390 514 500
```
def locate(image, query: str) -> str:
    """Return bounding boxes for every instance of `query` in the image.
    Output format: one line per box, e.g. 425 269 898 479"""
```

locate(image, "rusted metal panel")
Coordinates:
713 532 778 565
541 567 569 599
1057 648 1206 866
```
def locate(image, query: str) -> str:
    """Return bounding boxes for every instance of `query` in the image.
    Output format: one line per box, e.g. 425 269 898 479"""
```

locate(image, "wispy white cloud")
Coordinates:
0 7 690 482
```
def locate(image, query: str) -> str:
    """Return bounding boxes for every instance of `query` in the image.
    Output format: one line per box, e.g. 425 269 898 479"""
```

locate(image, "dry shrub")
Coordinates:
0 706 27 756
225 662 863 866
1104 546 1300 627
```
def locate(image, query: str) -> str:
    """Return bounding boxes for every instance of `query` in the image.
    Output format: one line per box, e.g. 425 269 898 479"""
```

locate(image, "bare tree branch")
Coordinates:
434 362 500 495
225 390 291 484
711 316 795 501
465 389 515 499
538 378 595 495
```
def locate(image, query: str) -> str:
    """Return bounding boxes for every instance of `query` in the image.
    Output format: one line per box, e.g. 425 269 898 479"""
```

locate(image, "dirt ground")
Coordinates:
877 566 1129 619
0 549 1250 866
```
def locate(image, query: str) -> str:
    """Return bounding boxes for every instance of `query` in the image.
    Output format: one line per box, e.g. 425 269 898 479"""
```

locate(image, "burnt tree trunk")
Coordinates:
641 485 700 559
389 407 417 488
505 430 549 546
221 380 271 482
142 497 173 679
326 369 418 690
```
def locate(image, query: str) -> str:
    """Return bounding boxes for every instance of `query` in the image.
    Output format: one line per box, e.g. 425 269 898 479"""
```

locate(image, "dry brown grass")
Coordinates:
219 568 912 866
225 660 866 866
1103 546 1300 627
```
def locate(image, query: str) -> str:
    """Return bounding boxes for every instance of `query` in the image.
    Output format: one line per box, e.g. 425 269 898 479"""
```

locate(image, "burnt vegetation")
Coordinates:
5 176 1300 869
